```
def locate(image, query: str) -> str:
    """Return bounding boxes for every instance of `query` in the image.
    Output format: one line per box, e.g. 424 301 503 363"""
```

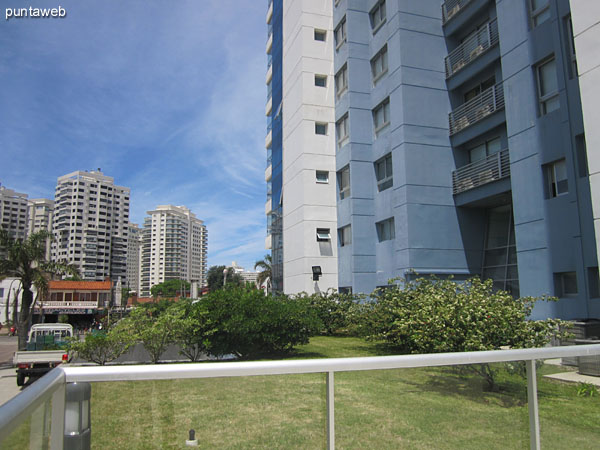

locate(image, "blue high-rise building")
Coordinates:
333 0 599 320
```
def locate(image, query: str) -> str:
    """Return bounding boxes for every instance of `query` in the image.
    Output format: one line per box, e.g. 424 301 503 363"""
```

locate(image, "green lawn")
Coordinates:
3 336 598 449
87 337 599 449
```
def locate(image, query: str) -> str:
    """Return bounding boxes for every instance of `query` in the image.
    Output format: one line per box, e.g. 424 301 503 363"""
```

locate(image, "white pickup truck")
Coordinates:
13 323 73 386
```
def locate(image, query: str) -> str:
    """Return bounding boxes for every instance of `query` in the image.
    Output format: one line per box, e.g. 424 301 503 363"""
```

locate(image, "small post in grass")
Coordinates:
526 360 540 450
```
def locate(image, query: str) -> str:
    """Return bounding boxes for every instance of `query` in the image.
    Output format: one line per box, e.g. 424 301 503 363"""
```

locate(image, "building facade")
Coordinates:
126 223 142 295
27 198 54 259
266 0 339 294
139 205 207 297
0 186 29 240
51 170 130 282
332 0 599 319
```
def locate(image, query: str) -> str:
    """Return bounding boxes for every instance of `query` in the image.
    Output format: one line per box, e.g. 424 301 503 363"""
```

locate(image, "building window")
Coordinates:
537 57 560 115
576 134 588 178
315 74 327 87
334 17 347 50
339 286 352 294
375 153 393 192
370 0 386 33
315 122 328 135
376 217 395 242
373 98 390 133
335 64 348 97
316 228 331 242
338 166 350 200
336 114 349 148
545 159 568 198
314 29 326 41
371 45 388 83
554 271 578 297
338 225 352 247
564 15 578 79
530 0 550 28
469 137 501 163
316 171 329 183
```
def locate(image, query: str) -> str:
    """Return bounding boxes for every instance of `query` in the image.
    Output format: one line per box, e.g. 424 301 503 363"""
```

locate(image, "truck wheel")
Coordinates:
16 373 25 387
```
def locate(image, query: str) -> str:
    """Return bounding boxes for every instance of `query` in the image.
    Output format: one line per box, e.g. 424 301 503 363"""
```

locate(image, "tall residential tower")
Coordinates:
51 170 130 281
266 0 338 294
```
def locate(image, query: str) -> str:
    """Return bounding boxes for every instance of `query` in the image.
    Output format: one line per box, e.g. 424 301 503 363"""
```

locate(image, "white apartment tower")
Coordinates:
51 170 130 281
27 198 54 259
139 205 207 297
126 223 142 294
0 186 29 240
266 0 338 294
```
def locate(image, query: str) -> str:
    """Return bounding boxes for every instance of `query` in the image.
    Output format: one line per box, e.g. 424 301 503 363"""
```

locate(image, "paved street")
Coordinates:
0 335 20 406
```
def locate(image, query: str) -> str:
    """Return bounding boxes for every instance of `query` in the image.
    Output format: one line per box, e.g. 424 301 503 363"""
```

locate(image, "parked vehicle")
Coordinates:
13 323 73 386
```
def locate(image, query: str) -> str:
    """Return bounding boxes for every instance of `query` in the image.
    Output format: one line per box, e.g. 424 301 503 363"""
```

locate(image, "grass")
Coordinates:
86 337 599 449
2 337 598 449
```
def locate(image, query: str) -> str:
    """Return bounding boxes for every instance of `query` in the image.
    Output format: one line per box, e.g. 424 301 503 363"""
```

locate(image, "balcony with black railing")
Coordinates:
449 83 504 135
452 149 510 195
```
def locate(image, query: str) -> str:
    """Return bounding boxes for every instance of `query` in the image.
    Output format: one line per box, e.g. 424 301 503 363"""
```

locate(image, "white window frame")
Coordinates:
537 57 559 115
370 0 386 34
316 228 331 242
338 225 352 247
371 45 388 84
375 153 393 192
373 98 390 134
556 271 578 297
334 17 347 50
546 158 568 198
316 171 329 184
315 122 328 135
314 74 327 87
338 165 350 200
376 217 395 242
335 64 348 97
530 0 550 28
336 114 349 148
314 29 326 42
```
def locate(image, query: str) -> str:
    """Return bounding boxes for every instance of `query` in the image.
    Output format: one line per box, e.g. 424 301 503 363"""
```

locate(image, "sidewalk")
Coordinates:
0 336 20 406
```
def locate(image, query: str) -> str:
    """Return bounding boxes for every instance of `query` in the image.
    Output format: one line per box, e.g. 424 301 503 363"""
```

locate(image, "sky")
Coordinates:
0 0 269 271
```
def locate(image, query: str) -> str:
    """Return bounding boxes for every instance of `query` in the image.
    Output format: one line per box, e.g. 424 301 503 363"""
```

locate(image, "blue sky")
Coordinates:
0 0 268 271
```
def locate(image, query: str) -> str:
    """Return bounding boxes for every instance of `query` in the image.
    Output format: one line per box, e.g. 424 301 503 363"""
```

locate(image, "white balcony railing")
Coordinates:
452 149 510 195
445 19 499 78
1 344 599 449
449 83 505 135
441 0 473 24
40 301 99 309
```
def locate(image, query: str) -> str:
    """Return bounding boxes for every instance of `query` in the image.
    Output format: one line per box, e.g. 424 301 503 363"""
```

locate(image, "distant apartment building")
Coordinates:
230 261 260 286
265 0 338 294
51 170 130 282
126 223 142 294
0 185 29 240
330 0 599 319
139 205 207 297
27 198 54 258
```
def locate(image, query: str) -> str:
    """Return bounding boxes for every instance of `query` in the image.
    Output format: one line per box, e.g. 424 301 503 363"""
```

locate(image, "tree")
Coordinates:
0 229 79 350
206 265 243 292
254 254 272 292
68 325 133 366
119 306 180 363
150 279 191 298
362 276 567 389
170 299 215 362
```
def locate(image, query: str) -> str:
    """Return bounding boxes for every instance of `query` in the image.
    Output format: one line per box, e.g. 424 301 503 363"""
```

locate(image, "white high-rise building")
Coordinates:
27 198 54 259
0 186 29 240
266 0 338 294
126 223 142 294
139 205 207 297
51 170 130 281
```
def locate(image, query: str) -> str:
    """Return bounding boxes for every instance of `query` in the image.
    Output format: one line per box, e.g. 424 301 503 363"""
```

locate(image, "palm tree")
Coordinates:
0 229 78 350
254 254 272 293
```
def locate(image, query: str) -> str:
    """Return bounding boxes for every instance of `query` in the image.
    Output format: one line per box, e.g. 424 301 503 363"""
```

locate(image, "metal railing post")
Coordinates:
50 383 65 450
326 371 335 450
526 360 541 450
